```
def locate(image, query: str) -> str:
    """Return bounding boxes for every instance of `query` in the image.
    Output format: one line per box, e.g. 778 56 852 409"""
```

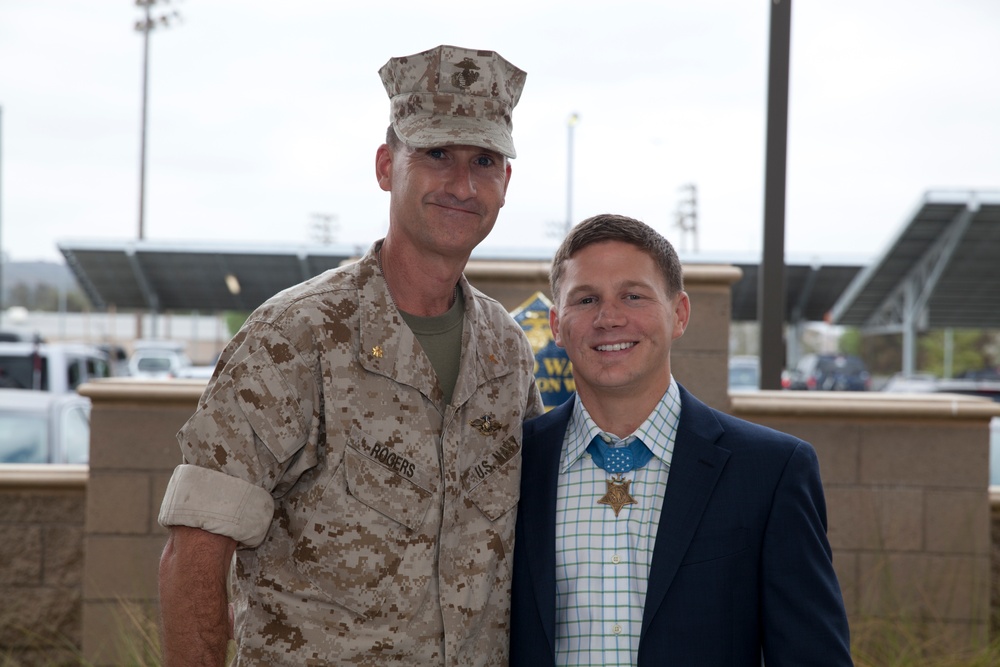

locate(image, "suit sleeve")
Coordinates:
760 441 853 666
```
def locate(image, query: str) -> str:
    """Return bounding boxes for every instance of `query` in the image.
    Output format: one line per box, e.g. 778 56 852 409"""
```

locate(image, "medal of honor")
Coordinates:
597 474 637 517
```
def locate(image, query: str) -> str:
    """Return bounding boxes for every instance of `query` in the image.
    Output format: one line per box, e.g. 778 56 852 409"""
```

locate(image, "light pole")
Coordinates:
0 105 4 330
565 113 580 234
674 183 699 253
134 0 180 241
310 213 339 245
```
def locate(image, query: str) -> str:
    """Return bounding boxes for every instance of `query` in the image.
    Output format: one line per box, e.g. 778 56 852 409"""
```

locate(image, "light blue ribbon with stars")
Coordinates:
586 435 654 474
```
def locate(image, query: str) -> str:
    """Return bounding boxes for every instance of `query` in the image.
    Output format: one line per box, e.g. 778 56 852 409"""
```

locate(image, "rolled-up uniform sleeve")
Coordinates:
158 324 319 548
158 464 275 547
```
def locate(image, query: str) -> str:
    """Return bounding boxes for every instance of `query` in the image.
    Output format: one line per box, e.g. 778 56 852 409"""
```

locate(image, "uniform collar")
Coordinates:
358 240 513 404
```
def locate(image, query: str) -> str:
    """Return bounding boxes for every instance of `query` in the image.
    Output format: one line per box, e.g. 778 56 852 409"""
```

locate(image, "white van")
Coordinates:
0 342 111 393
127 339 192 378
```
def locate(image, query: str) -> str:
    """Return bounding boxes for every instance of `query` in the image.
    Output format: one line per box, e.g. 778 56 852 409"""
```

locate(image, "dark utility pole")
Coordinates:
759 0 792 389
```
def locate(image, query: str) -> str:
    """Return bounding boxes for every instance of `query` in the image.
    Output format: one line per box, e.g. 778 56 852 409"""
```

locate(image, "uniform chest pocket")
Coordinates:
462 435 521 521
292 432 436 618
231 348 309 463
343 442 434 530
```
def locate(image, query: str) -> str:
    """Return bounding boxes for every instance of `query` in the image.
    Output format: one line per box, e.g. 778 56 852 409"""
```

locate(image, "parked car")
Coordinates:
992 417 999 488
128 340 192 379
728 355 760 393
174 364 217 380
0 342 111 393
0 389 91 464
0 330 43 343
787 353 871 391
882 373 938 393
934 378 1000 403
97 343 130 377
954 367 1000 382
781 367 807 390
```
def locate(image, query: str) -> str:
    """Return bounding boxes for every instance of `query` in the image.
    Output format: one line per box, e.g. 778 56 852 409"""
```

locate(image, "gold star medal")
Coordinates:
597 474 637 517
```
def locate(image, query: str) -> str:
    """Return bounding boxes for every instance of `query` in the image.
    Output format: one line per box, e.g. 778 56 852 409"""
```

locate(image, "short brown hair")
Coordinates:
386 125 403 151
550 213 684 302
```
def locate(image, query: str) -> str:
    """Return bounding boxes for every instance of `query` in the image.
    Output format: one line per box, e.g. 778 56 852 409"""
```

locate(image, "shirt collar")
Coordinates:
561 379 682 473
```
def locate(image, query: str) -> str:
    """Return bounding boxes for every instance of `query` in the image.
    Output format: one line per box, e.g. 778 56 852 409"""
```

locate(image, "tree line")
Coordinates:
3 282 91 312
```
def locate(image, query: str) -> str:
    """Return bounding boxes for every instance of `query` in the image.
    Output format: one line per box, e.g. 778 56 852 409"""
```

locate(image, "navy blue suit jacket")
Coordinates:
510 386 853 666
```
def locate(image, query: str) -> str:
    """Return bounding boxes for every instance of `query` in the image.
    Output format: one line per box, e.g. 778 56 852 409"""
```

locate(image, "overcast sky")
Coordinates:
1 0 998 264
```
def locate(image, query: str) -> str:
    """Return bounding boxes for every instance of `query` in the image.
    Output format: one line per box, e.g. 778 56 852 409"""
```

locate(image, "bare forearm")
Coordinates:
159 526 237 667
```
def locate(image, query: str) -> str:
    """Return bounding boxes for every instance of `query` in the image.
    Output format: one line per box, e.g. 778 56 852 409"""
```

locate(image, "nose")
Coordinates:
594 300 626 328
445 161 476 200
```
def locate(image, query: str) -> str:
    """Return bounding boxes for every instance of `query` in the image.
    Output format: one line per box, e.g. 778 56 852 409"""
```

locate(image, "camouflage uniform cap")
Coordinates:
379 44 526 159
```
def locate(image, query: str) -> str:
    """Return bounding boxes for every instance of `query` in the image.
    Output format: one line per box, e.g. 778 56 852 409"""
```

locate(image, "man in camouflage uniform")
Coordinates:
158 45 544 666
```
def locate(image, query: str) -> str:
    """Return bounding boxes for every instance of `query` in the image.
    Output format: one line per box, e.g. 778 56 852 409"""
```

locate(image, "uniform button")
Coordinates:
611 554 621 565
612 623 623 635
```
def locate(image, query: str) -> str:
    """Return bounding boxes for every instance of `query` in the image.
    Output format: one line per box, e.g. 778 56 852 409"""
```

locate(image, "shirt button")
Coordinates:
611 554 621 565
612 623 623 635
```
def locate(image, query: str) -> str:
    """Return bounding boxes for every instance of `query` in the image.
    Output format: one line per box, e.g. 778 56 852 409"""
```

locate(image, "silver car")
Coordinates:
0 341 110 393
0 389 91 464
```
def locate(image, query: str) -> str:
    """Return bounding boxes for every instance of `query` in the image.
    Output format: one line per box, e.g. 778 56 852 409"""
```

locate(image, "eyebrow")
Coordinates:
564 278 656 298
424 145 503 158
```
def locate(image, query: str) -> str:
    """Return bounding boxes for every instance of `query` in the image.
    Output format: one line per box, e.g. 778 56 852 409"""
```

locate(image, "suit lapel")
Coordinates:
641 386 730 637
519 398 574 657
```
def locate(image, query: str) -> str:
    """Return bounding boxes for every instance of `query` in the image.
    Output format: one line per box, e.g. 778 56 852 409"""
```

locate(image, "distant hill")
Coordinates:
1 260 78 301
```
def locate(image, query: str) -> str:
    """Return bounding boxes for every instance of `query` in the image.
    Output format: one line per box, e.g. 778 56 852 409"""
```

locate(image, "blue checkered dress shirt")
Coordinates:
554 380 681 667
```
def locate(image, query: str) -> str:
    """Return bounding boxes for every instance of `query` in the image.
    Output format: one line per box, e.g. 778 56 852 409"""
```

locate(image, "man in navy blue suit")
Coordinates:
510 214 852 666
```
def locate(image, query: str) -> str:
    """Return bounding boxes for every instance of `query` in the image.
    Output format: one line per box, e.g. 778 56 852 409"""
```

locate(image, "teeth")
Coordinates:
596 342 635 352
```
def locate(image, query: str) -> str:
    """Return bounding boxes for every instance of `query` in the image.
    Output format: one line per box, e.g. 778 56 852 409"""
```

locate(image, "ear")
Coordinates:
549 306 564 348
672 291 691 340
493 160 513 210
375 144 393 192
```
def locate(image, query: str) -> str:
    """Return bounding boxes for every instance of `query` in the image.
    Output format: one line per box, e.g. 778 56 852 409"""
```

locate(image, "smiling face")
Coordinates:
376 141 512 261
550 240 690 404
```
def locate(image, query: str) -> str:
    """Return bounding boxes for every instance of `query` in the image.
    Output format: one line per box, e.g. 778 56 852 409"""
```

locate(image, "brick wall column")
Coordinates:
77 381 202 665
0 466 87 664
732 391 1000 654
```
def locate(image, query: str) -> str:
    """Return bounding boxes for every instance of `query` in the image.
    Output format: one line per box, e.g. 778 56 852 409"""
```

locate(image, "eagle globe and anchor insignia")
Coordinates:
450 57 481 89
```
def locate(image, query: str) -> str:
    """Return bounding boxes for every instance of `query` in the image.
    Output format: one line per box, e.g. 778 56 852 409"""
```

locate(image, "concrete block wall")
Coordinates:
731 392 1000 653
670 265 742 411
77 380 206 665
0 466 86 666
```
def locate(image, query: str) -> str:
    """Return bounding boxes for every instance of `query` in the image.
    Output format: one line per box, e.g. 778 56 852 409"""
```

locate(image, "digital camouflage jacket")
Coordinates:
159 242 544 666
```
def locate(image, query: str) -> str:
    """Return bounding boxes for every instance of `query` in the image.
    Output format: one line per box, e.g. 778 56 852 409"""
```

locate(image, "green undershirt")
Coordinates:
399 285 465 405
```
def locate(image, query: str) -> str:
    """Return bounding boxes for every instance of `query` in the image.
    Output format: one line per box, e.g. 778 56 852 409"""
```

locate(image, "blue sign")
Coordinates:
511 292 575 409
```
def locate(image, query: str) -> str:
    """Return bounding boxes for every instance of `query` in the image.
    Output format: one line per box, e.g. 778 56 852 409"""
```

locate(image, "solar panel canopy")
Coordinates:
831 191 1000 330
59 239 861 325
